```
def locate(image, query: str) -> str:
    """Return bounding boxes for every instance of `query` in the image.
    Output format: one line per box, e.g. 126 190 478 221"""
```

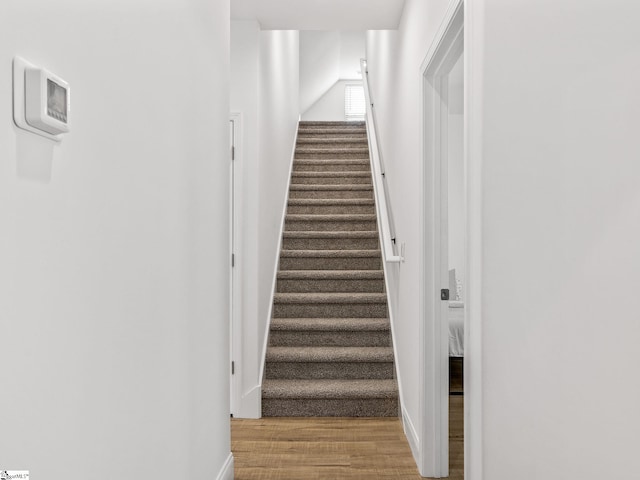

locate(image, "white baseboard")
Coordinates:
216 453 234 480
402 407 421 471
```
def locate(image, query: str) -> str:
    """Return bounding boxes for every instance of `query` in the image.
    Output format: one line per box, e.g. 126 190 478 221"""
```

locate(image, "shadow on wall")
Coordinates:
16 131 54 183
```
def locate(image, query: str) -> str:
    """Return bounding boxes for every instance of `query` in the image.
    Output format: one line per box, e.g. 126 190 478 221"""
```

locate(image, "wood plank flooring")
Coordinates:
231 396 463 479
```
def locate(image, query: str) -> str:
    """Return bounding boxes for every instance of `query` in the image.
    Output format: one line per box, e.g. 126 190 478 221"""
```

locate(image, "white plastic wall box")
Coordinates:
13 56 70 141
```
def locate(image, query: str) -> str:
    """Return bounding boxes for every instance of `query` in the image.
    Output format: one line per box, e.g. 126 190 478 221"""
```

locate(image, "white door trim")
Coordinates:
419 0 467 477
463 0 484 477
229 112 243 417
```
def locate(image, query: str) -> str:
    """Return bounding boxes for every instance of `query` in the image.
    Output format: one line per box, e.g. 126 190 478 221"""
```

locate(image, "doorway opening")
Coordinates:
420 0 465 477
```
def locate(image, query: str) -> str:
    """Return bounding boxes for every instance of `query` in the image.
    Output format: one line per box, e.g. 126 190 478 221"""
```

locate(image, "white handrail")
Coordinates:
361 58 403 263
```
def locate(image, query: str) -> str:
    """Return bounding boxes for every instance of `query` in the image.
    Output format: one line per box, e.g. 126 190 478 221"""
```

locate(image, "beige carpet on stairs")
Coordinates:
262 121 398 417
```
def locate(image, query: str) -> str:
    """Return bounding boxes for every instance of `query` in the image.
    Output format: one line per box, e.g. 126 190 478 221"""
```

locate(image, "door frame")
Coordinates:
229 112 243 417
420 0 471 477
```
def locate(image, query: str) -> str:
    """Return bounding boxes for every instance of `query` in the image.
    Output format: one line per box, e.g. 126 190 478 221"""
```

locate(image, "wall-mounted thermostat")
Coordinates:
13 56 70 141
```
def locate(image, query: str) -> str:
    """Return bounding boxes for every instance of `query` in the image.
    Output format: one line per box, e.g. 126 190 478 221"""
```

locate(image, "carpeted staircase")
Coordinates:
262 121 399 417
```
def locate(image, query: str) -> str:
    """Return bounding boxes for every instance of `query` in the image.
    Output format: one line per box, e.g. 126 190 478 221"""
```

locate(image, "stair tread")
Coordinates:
288 198 375 206
297 137 368 143
283 231 378 238
290 184 373 191
267 346 394 362
297 147 369 152
294 159 369 165
298 129 366 134
298 131 367 137
280 249 380 258
274 292 387 304
292 171 371 177
262 379 397 399
286 214 376 221
278 270 384 279
270 317 390 331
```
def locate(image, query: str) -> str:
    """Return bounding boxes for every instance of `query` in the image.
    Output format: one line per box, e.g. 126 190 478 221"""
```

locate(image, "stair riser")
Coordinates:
266 362 395 380
282 237 379 250
273 303 387 318
277 278 385 293
296 151 369 160
287 204 375 214
269 330 391 347
289 190 374 200
293 163 370 172
285 220 377 231
279 257 381 271
262 398 398 417
291 176 372 186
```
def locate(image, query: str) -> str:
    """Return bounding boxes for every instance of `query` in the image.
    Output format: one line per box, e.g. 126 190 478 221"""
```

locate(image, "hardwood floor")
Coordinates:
449 396 464 480
231 396 463 479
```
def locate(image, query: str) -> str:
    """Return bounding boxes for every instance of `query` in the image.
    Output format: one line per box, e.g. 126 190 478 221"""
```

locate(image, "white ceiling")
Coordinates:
231 0 406 30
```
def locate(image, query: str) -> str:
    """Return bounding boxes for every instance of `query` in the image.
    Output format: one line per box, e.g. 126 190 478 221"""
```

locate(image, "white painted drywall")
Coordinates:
0 1 232 478
300 31 365 116
448 53 464 295
302 80 363 122
300 31 341 114
339 31 366 80
365 0 454 469
469 1 640 478
257 29 300 407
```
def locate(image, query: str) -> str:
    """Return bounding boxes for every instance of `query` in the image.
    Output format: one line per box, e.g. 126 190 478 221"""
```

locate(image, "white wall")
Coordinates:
258 31 300 376
471 0 640 478
300 31 365 116
339 31 366 79
299 31 341 114
230 25 300 417
302 80 363 122
369 0 640 478
448 53 464 295
0 1 233 478
365 0 454 467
